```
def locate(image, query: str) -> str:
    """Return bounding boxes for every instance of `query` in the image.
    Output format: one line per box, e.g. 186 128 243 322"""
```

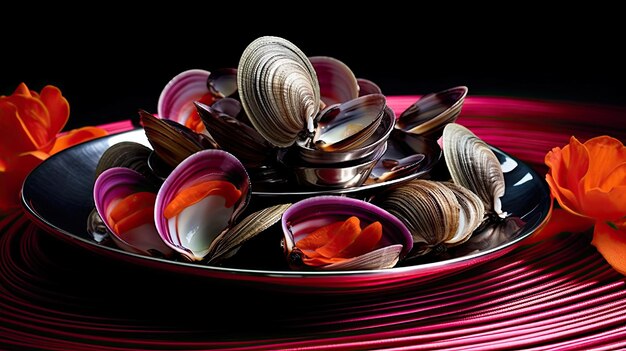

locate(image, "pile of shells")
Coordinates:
94 148 290 263
148 36 470 190
89 35 508 271
376 123 506 259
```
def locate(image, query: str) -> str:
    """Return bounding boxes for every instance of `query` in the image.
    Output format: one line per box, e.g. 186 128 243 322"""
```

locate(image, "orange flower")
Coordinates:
592 220 626 275
544 135 626 274
0 83 107 214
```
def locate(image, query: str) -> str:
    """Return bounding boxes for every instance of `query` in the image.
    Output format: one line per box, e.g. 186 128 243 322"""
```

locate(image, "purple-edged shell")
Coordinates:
310 56 359 107
93 167 174 257
357 78 383 96
158 69 212 127
154 150 251 261
281 196 413 270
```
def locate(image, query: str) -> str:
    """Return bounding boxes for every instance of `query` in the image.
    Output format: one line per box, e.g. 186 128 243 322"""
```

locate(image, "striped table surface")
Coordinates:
1 96 625 350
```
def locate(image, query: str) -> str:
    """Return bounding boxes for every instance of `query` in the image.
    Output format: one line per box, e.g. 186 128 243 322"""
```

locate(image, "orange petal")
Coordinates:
545 140 587 214
581 185 626 222
49 126 108 155
113 207 155 236
303 256 347 266
315 216 361 258
163 180 241 219
108 192 156 224
296 221 344 251
591 220 626 275
526 208 594 244
184 92 214 134
185 113 206 134
39 85 70 136
0 98 49 156
12 82 32 97
582 136 626 191
596 162 626 193
340 221 383 258
562 137 589 199
0 151 48 214
545 174 586 218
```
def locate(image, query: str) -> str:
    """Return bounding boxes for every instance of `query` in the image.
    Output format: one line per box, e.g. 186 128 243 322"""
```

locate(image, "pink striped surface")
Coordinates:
1 96 625 350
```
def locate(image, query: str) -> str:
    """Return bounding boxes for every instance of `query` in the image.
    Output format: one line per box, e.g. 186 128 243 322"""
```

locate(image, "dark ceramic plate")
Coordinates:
21 129 551 293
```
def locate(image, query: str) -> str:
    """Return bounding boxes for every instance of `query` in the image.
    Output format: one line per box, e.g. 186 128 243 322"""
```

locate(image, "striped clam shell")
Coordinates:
237 36 321 148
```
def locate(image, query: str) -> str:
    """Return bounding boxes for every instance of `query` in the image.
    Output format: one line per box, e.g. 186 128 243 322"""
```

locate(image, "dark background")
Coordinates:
2 17 624 130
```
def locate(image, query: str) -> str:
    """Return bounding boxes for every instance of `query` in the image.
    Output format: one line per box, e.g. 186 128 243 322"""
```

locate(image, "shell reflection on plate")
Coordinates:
21 36 551 291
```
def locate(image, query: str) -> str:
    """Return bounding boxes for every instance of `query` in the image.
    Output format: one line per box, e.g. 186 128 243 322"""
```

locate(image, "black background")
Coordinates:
2 15 624 130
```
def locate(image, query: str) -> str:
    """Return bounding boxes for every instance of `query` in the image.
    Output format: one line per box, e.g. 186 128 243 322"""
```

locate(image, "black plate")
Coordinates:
21 129 551 293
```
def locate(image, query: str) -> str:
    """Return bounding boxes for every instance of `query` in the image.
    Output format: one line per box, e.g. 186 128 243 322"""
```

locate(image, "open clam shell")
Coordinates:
237 36 321 147
94 141 160 187
444 182 487 245
154 150 251 261
211 97 243 119
443 123 506 218
281 196 413 270
396 86 468 138
140 110 217 169
310 56 359 106
368 130 442 183
205 203 291 264
93 167 174 258
195 101 275 168
296 105 395 164
207 68 238 98
313 94 386 152
378 179 485 257
357 78 383 96
157 69 213 130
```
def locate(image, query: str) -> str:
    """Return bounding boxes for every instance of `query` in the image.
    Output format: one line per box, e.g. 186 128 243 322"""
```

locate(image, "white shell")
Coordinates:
380 179 485 257
443 123 506 218
237 36 321 147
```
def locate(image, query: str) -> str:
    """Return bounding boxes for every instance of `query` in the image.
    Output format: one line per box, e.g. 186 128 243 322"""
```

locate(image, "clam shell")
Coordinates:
285 141 387 189
87 208 109 244
442 123 506 217
368 130 442 183
157 69 212 126
296 105 395 164
94 142 156 185
444 182 486 245
378 179 485 257
207 68 238 98
357 78 383 96
154 150 251 261
140 110 217 168
310 56 359 106
206 203 291 264
281 196 413 270
195 101 275 168
237 36 321 147
396 86 468 138
93 167 174 257
313 94 386 152
211 97 243 119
